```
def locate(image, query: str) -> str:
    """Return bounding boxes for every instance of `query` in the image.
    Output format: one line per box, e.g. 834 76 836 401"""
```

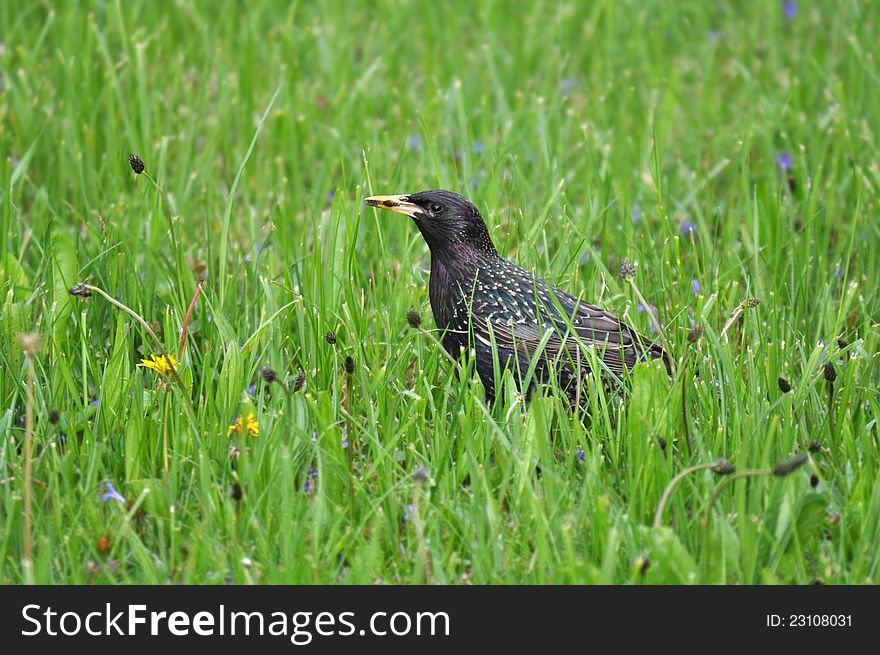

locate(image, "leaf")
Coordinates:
50 228 77 343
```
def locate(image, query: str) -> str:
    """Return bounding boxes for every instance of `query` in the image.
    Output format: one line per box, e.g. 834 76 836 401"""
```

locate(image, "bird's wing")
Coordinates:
470 270 646 377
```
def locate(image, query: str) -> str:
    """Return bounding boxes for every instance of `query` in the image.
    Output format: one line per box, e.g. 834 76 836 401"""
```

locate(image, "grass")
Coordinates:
0 0 878 584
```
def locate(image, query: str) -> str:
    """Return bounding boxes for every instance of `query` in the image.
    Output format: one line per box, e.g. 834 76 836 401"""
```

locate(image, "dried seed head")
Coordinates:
810 474 819 488
808 441 821 454
406 309 422 329
344 356 354 375
620 258 636 280
292 371 306 392
772 453 808 478
687 325 703 343
743 297 760 308
777 376 791 393
823 361 837 383
412 467 430 483
69 283 92 298
229 482 243 501
48 409 60 425
260 366 278 384
18 332 42 355
836 337 848 349
713 459 735 475
324 331 337 345
128 154 145 175
635 556 650 575
655 435 667 451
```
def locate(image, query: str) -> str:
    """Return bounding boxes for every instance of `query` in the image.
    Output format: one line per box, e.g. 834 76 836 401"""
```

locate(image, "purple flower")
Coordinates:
341 440 349 449
576 447 585 462
782 0 797 20
637 303 657 318
304 467 318 493
311 431 317 442
470 177 479 189
91 398 99 407
404 503 415 521
631 202 642 224
707 30 720 44
407 135 421 151
328 190 335 201
777 152 793 171
247 384 256 395
474 140 483 154
99 482 125 503
579 251 591 264
680 220 697 236
690 278 701 294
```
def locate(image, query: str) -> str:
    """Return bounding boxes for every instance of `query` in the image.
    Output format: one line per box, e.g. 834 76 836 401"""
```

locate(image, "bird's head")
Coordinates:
366 189 497 258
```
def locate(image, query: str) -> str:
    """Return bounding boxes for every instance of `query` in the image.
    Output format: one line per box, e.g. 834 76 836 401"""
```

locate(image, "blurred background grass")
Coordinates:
0 0 877 583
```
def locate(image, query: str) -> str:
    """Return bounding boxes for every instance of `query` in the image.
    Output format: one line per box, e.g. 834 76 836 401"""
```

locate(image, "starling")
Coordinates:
366 190 670 404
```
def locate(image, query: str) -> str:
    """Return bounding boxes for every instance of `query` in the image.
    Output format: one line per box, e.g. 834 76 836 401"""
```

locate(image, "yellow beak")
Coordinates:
365 194 421 218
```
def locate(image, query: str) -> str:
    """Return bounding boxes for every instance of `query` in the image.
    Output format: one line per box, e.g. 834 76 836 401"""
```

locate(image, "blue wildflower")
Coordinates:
579 251 591 264
777 152 793 171
783 0 797 20
407 135 421 151
576 447 585 462
328 190 335 201
632 202 642 224
474 140 483 155
99 482 125 503
247 384 256 395
690 278 701 294
680 220 697 236
342 440 349 449
304 467 318 493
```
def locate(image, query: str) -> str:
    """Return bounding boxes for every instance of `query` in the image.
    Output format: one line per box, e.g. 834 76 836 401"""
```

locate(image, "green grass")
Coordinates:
1 0 878 584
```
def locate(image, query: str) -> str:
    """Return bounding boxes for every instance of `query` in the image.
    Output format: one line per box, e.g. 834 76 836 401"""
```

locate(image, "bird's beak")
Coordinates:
365 194 421 218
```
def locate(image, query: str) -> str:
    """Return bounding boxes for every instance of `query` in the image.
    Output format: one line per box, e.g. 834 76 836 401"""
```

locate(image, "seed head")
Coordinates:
293 371 306 392
823 362 836 383
18 332 42 355
808 440 821 454
229 482 243 501
620 258 636 280
810 474 819 488
687 325 703 343
48 409 60 425
836 337 847 349
260 366 278 384
128 154 145 175
344 356 354 375
713 459 735 475
324 331 337 345
406 309 422 329
772 453 808 478
69 283 92 298
777 376 791 393
412 467 430 483
743 297 760 309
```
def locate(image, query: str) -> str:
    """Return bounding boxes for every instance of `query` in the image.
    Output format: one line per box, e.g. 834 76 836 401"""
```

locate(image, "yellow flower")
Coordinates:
228 412 259 438
138 354 177 376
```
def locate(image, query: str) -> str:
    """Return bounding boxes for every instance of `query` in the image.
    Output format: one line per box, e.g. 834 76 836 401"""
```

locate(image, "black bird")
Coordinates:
366 189 669 405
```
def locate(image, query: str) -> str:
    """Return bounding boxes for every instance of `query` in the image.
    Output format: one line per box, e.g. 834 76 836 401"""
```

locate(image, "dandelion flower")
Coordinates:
228 412 260 438
138 354 177 376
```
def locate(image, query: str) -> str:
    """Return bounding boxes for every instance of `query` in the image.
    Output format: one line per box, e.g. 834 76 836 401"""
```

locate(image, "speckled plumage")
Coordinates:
366 189 669 404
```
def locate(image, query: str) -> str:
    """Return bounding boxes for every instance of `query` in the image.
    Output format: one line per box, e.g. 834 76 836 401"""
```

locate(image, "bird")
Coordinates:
365 189 669 405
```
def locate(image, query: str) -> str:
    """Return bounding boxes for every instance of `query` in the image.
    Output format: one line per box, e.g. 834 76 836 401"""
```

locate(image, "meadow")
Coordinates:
1 0 878 584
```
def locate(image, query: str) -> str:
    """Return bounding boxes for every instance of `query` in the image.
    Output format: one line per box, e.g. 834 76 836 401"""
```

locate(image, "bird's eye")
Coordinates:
429 203 443 213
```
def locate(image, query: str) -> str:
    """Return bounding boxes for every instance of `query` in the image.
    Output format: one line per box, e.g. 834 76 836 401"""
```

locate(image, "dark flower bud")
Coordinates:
808 441 821 454
620 258 636 280
406 309 422 329
655 435 667 451
229 482 243 501
713 459 735 475
69 283 92 298
48 409 60 425
836 337 847 349
823 362 836 383
635 556 650 574
324 331 337 345
412 467 430 483
810 474 819 488
772 453 808 478
743 297 760 308
293 371 306 392
128 154 145 175
687 325 703 343
777 376 791 393
260 366 277 384
344 356 354 374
